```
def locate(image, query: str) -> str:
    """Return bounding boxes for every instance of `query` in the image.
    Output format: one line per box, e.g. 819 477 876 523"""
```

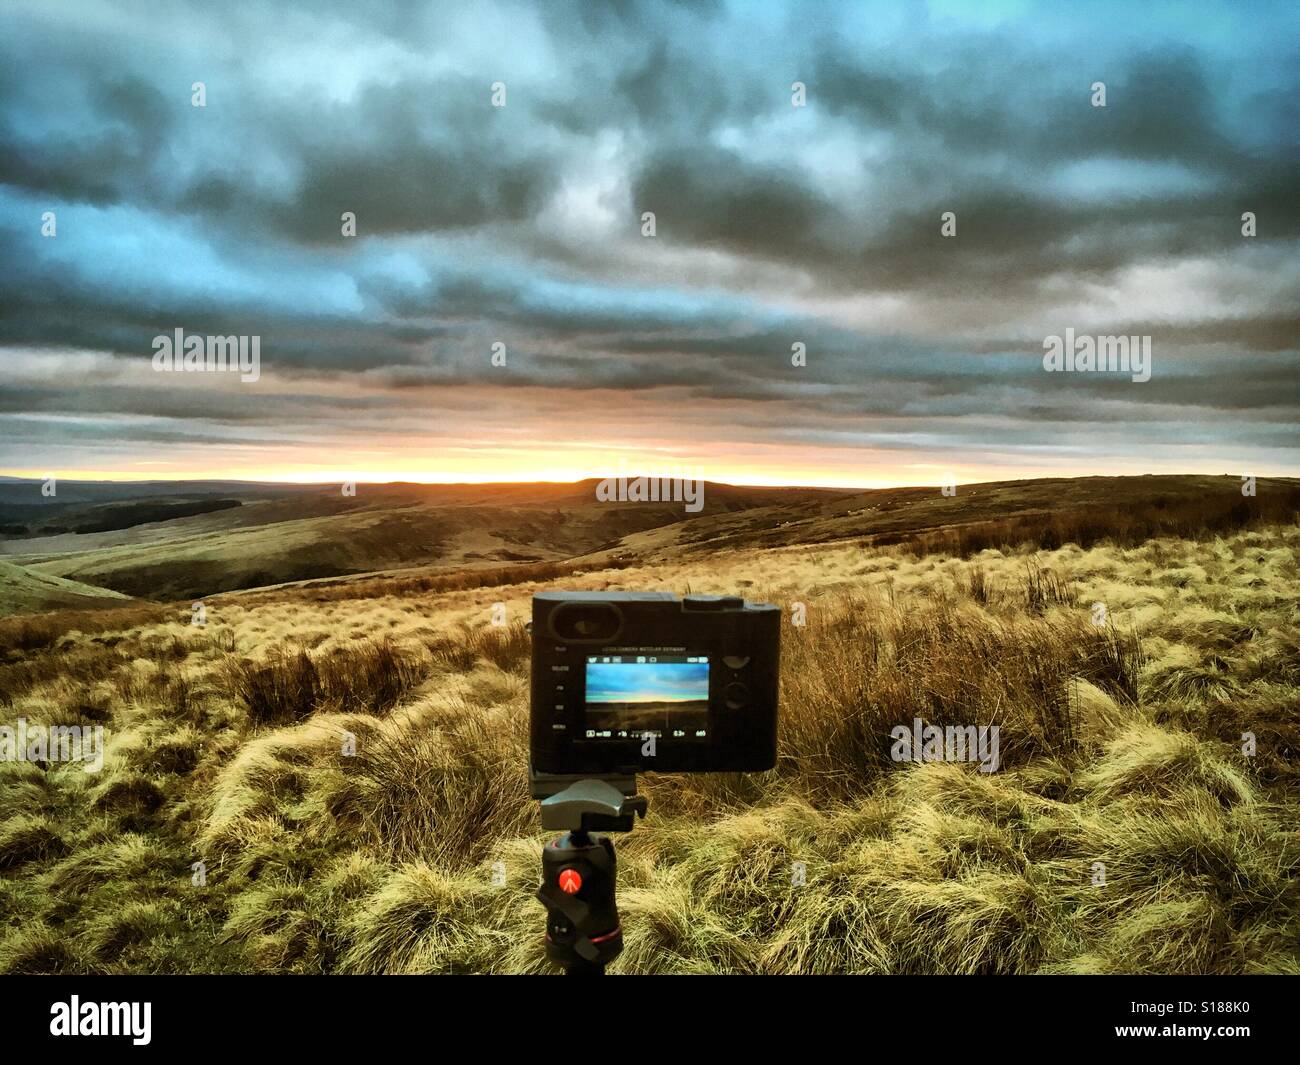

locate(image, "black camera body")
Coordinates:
530 591 780 775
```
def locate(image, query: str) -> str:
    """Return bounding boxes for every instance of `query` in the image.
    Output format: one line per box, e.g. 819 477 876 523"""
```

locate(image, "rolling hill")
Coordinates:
0 559 134 616
0 479 851 601
0 474 1295 606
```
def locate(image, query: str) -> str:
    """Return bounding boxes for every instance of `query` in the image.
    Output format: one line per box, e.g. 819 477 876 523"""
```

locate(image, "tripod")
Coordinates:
534 775 646 975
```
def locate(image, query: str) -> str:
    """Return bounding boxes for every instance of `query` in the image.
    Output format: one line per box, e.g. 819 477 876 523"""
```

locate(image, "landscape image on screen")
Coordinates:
584 660 710 736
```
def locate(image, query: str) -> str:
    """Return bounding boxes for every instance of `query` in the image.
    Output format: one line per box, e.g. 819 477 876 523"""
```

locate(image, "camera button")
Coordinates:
722 655 750 670
723 682 749 709
683 595 744 611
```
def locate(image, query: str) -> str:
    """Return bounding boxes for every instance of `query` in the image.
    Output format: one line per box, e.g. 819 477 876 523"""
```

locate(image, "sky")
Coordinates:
586 662 711 704
1 0 1297 487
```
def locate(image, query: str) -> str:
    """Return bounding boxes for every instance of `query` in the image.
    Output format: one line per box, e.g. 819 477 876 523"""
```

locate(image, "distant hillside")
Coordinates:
0 559 134 617
0 498 242 538
4 480 849 601
579 475 1300 562
1 474 1294 607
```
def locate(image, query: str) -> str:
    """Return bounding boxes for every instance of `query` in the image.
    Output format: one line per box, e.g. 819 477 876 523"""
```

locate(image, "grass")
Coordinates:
223 637 426 725
0 520 1296 974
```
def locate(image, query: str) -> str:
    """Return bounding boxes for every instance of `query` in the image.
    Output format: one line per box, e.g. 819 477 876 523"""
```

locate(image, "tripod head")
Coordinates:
539 777 648 834
533 773 647 974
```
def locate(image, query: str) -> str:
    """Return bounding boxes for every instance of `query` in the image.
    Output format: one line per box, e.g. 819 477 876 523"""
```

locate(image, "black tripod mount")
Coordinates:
532 773 647 975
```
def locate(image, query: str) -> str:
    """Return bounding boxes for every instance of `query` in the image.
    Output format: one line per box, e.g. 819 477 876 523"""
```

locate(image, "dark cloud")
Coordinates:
0 66 174 206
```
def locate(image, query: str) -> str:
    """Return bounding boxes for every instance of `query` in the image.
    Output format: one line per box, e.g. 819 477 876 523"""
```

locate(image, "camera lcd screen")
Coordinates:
584 655 709 740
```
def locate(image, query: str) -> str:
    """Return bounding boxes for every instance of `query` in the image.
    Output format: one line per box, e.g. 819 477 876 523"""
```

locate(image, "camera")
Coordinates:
529 591 780 775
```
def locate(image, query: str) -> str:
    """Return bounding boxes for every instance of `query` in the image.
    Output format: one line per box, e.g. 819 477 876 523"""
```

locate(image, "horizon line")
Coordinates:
0 471 1281 493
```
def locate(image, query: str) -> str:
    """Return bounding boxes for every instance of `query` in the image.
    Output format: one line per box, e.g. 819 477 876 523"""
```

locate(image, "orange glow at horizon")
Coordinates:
4 424 1270 489
2 463 896 489
0 448 1232 490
